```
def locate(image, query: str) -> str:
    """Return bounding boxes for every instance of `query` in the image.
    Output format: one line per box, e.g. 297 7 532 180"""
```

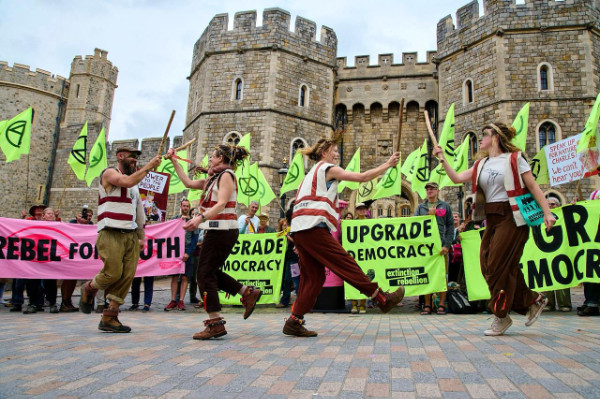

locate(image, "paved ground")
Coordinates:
0 281 599 398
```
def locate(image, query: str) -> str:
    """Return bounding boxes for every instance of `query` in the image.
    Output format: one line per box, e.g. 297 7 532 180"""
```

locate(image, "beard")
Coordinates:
121 160 136 175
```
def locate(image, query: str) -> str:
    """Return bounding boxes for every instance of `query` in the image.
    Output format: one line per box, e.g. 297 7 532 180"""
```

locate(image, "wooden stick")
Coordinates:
155 110 176 170
424 110 439 147
395 98 405 153
174 138 196 152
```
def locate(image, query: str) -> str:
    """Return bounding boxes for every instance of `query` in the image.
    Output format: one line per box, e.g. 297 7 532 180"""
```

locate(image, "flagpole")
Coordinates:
576 149 590 201
423 110 439 147
395 98 405 153
156 110 176 171
25 153 31 207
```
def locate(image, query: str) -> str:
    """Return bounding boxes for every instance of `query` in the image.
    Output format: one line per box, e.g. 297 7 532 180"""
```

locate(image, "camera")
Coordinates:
82 204 89 219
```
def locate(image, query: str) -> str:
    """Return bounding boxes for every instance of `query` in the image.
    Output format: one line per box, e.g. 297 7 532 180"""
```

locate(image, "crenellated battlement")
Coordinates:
437 0 599 59
70 48 118 85
0 61 68 97
336 51 436 71
190 8 337 74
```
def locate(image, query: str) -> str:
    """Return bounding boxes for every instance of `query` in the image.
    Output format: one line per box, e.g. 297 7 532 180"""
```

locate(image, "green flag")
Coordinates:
238 162 275 207
511 103 530 151
337 148 361 192
529 147 549 185
356 177 378 204
280 150 305 197
439 139 470 187
0 107 33 162
188 154 209 203
411 140 430 199
68 122 88 180
157 149 188 195
238 133 251 151
85 127 108 187
430 104 456 186
373 161 403 200
401 148 420 182
577 93 600 153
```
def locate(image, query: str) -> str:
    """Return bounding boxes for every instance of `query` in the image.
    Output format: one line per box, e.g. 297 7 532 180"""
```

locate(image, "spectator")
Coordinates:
257 213 275 233
276 213 300 308
130 276 154 312
415 182 453 315
343 212 354 220
349 203 371 314
188 208 203 306
165 198 197 311
41 208 60 313
238 201 259 234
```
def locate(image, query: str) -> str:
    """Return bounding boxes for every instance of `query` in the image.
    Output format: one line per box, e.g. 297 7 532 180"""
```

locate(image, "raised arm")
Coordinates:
165 149 206 190
327 152 400 183
102 155 162 189
432 145 473 184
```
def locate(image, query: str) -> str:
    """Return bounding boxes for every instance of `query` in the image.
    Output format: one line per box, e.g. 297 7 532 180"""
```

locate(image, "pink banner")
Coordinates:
0 218 185 279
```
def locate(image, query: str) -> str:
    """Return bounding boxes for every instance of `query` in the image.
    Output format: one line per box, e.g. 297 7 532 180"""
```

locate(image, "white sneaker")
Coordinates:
525 294 548 327
350 306 358 314
484 315 512 336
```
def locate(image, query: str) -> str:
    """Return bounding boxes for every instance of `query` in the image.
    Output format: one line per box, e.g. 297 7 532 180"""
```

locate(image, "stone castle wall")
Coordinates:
185 9 338 221
436 0 600 208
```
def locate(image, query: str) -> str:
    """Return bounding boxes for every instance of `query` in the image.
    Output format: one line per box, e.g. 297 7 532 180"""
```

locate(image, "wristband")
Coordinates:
198 213 206 223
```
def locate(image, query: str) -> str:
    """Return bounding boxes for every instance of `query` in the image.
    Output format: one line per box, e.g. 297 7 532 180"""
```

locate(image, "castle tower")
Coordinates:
436 0 600 206
184 9 337 218
335 52 438 216
48 48 118 217
0 61 69 217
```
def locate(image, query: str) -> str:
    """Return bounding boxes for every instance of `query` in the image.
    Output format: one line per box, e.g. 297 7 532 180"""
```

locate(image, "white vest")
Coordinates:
290 161 340 232
97 168 139 231
199 169 238 230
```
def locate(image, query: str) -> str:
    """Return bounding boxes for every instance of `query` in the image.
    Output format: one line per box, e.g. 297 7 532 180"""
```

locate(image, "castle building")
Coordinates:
1 0 599 221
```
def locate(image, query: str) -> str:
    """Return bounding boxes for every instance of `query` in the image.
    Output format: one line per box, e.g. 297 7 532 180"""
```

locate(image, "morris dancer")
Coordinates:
283 132 405 337
79 146 162 333
166 144 261 340
434 122 555 336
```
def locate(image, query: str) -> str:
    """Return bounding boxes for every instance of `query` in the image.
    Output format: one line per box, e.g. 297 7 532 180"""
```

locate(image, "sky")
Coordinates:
0 0 478 143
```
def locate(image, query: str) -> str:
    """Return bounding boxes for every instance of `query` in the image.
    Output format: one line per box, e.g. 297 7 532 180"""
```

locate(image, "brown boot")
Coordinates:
79 281 98 314
193 317 227 340
240 287 262 320
283 315 318 337
373 286 405 314
98 308 131 333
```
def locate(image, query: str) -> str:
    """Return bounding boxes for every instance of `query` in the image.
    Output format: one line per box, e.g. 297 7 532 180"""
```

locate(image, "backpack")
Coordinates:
447 289 477 314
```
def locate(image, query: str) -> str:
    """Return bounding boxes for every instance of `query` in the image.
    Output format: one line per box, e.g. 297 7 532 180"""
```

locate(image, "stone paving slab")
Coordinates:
0 283 598 398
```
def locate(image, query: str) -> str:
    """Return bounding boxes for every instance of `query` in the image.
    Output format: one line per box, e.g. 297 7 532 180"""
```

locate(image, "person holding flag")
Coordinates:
283 132 405 337
79 146 162 333
433 122 555 336
166 143 262 340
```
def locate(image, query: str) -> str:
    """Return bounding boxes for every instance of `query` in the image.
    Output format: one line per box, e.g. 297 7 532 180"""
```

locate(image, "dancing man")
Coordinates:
79 146 161 333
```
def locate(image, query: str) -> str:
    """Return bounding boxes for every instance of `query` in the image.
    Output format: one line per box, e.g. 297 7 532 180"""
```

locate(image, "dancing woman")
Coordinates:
166 144 261 340
283 132 405 337
433 122 555 336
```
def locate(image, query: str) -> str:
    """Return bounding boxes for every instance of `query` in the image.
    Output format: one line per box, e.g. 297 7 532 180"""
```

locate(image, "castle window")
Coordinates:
537 63 554 91
334 104 347 131
192 90 198 113
466 132 478 162
224 131 242 146
387 206 393 217
538 121 558 149
76 84 80 98
463 79 474 105
232 78 243 101
291 138 306 159
298 84 309 107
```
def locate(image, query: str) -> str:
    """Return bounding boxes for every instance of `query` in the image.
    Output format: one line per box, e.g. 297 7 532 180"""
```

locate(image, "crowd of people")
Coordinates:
3 123 600 340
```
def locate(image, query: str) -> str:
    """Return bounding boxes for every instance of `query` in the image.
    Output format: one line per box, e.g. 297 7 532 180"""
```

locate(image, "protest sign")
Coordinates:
218 232 286 305
341 216 447 299
0 218 185 278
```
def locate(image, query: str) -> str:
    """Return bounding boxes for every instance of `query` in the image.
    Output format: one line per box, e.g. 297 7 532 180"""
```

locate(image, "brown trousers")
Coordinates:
292 227 378 317
480 202 537 318
197 229 242 313
93 229 139 305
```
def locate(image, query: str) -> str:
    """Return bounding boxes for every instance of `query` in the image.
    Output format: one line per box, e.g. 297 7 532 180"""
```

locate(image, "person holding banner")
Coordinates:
284 134 405 337
79 146 162 333
433 122 555 336
166 144 262 340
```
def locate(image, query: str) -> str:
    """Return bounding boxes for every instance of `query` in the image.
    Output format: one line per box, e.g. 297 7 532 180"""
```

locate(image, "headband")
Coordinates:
485 123 504 136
